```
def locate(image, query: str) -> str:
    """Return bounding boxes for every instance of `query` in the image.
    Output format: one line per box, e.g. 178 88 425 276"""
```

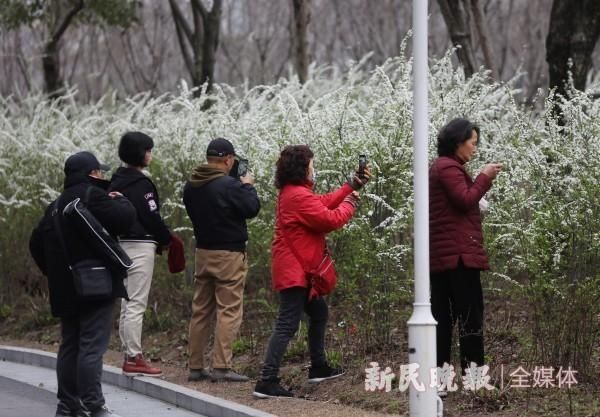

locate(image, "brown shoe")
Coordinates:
122 354 162 377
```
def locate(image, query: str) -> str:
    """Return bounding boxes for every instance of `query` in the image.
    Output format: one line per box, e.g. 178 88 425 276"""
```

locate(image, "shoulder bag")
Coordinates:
52 194 114 299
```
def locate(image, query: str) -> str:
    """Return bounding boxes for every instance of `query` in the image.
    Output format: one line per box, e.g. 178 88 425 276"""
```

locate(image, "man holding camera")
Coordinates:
184 138 261 382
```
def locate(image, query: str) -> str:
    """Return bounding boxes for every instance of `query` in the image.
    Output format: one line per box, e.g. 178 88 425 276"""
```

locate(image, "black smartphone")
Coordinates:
229 159 239 178
237 158 249 177
358 154 367 179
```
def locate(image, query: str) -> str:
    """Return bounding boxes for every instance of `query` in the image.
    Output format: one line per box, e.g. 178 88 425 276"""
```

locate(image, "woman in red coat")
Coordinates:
253 145 368 398
429 118 502 375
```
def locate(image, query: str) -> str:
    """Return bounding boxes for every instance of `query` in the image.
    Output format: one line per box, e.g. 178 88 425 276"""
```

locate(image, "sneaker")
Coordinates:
122 354 162 377
188 368 211 381
55 405 90 417
89 405 122 417
211 368 249 382
56 411 89 417
308 365 345 384
253 379 294 399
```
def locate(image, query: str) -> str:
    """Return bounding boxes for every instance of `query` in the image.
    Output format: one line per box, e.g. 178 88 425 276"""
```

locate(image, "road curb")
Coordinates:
0 345 275 417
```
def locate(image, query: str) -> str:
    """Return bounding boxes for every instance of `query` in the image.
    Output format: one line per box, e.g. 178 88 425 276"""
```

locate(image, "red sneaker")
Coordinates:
122 354 162 377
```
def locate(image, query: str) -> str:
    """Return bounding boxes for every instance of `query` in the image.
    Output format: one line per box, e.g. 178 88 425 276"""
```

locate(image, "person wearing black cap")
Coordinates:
183 137 261 382
29 151 135 417
109 131 171 377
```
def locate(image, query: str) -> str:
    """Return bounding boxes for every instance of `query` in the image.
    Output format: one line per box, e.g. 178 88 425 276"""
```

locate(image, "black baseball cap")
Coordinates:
206 137 236 157
64 151 110 176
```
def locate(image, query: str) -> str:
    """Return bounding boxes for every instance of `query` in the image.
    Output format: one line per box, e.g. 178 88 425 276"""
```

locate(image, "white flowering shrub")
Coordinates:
1 49 598 375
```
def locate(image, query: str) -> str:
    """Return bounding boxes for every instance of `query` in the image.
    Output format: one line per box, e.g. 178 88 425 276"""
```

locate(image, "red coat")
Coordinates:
271 182 355 292
429 156 492 272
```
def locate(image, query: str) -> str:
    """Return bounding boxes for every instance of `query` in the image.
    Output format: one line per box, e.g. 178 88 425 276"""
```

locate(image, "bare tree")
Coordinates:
0 0 138 98
546 0 600 98
291 0 310 83
467 0 497 78
437 0 477 78
4 0 599 103
168 0 222 96
41 1 85 97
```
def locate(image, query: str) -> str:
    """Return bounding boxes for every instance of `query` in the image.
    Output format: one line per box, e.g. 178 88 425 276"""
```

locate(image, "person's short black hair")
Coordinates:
437 118 480 157
275 145 314 189
118 131 154 166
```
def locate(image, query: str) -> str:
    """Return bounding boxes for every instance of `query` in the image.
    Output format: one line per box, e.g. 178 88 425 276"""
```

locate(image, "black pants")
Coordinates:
431 263 484 371
260 287 328 381
56 300 114 414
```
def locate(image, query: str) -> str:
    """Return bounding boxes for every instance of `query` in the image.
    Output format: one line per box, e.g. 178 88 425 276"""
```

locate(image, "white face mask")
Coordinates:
308 169 316 184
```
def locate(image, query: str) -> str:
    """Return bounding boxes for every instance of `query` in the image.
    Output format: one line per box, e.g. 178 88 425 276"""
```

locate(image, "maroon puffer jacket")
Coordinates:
429 156 493 272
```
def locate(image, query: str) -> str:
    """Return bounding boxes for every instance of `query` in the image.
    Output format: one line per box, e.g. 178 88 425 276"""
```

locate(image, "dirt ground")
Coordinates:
1 330 598 417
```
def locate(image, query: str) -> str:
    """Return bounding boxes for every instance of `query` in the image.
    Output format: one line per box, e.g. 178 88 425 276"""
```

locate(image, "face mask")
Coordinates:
308 169 317 184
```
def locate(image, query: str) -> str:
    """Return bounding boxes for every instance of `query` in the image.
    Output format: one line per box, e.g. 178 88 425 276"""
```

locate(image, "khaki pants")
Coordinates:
119 241 157 357
188 249 247 370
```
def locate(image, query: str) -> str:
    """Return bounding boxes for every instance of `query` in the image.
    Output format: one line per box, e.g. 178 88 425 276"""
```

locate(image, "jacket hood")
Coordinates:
189 164 226 187
110 166 148 189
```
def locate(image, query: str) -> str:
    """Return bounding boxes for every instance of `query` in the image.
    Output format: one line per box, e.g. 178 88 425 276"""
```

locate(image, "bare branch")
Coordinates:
173 13 194 77
49 0 84 46
468 0 498 78
190 0 208 20
169 0 194 44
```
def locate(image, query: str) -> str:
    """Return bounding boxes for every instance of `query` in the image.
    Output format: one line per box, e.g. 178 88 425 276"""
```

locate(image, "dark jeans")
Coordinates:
260 287 328 381
431 262 484 371
56 300 114 414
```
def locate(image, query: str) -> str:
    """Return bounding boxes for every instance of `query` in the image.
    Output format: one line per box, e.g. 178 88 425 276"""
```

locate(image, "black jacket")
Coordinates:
108 167 171 246
29 174 136 317
183 165 261 252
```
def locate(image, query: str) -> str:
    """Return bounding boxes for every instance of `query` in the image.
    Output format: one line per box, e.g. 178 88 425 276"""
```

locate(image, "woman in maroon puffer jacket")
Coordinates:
429 118 502 374
253 145 368 399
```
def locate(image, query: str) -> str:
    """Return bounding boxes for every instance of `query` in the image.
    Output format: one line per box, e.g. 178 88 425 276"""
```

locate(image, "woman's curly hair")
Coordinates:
275 145 314 189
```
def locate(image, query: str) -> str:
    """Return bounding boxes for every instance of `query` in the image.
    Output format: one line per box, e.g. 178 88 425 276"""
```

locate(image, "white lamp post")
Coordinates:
407 0 443 416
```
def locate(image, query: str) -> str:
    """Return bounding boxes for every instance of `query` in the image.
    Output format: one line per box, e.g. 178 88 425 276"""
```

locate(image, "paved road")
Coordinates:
0 361 207 417
0 376 56 417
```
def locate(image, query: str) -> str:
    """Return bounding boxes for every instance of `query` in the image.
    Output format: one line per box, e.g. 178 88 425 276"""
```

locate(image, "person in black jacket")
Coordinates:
30 151 135 417
108 132 171 377
184 137 260 382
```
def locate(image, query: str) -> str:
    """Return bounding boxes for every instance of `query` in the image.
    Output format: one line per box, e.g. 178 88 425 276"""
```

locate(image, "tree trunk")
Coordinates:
546 0 600 98
468 0 498 79
201 0 222 94
437 0 477 78
169 0 222 98
191 3 204 92
42 41 63 99
42 0 84 98
291 0 310 84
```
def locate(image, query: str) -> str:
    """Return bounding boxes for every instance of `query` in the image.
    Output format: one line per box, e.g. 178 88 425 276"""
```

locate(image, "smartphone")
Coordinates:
229 159 240 178
237 158 249 177
358 154 368 179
